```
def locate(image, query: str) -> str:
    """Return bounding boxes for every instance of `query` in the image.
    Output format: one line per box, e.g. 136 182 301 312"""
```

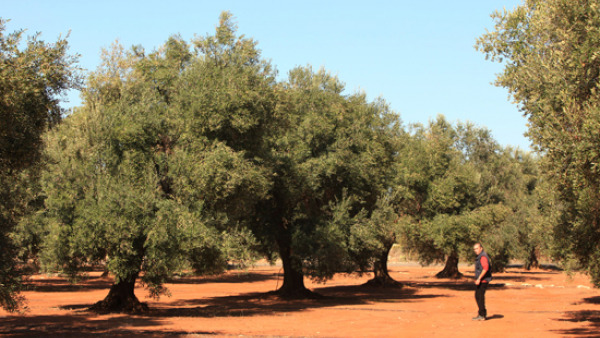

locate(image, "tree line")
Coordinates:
2 2 600 313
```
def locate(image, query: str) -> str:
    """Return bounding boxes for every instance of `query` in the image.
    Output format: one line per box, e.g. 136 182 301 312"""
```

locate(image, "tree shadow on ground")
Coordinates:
463 268 557 281
22 276 113 293
554 310 600 337
142 284 442 318
402 280 507 291
456 268 561 284
166 271 279 285
503 270 562 276
0 313 215 337
397 273 510 291
582 296 600 305
506 263 563 271
486 275 548 282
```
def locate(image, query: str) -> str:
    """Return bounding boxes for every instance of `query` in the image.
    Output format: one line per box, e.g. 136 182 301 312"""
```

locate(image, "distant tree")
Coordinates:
477 0 600 285
396 116 542 278
346 126 419 287
38 13 273 312
0 19 79 311
349 194 407 287
398 117 483 278
482 148 550 271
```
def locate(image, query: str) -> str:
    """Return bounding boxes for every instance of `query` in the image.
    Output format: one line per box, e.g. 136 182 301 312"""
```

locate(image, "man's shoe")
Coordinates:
472 315 486 321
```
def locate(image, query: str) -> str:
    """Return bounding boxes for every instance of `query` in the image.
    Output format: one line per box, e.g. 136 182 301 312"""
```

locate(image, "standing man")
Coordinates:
473 242 492 321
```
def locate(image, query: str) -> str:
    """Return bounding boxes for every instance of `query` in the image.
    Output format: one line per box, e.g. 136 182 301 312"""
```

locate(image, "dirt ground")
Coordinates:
1 260 600 337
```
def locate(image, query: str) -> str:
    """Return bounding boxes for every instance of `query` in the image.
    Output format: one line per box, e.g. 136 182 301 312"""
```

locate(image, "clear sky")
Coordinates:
3 0 529 149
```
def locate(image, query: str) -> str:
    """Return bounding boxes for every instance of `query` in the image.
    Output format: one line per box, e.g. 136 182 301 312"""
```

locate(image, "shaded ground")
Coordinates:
1 262 600 337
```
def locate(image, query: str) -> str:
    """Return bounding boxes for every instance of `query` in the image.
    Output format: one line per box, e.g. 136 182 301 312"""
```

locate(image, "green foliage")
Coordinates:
37 13 273 306
349 194 403 274
477 0 600 284
0 20 80 173
32 13 403 299
250 65 402 288
396 116 546 272
397 117 484 264
294 194 358 281
0 19 79 311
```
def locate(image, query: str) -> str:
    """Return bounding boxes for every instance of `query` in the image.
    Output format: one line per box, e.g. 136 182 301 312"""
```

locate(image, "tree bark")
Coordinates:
89 275 148 313
274 228 318 299
435 251 463 279
364 244 402 287
525 247 539 270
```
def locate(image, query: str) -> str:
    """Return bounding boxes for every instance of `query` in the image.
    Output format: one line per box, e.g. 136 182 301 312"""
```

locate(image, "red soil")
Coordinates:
1 263 599 337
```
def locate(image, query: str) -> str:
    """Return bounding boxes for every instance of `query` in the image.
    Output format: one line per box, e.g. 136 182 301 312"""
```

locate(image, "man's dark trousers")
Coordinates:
475 283 488 317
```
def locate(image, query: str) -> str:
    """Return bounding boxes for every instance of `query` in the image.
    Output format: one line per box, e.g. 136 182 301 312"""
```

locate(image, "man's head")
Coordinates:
473 243 483 256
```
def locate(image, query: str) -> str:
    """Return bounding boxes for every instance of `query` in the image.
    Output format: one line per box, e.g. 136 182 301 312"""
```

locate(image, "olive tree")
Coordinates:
477 0 600 285
0 19 79 311
38 13 272 312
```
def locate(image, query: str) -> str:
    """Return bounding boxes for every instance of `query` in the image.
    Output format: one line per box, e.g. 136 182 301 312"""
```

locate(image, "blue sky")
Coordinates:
3 0 529 149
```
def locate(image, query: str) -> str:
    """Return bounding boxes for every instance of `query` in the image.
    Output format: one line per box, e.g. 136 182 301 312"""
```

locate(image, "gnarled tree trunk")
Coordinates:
90 275 148 313
525 247 539 270
435 251 463 279
364 244 402 287
275 227 318 299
